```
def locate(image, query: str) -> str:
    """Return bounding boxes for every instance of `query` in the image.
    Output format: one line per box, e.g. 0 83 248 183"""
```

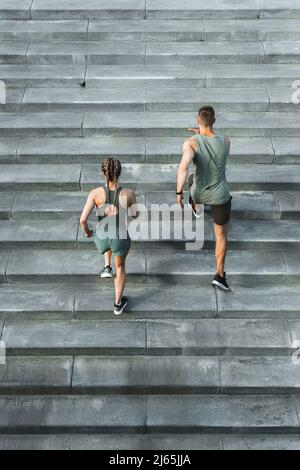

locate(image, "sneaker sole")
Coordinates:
114 300 128 316
100 273 113 279
188 202 202 218
212 280 230 291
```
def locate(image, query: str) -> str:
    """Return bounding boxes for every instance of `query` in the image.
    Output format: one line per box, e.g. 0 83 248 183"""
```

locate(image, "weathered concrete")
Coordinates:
0 284 75 320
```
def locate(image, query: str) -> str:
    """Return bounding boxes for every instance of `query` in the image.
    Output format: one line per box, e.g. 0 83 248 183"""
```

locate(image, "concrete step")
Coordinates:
0 20 89 41
2 190 295 221
26 41 146 65
0 163 82 190
0 65 85 88
2 40 300 65
203 19 300 41
85 64 300 88
0 0 32 20
1 163 300 192
30 0 146 20
1 433 300 450
87 19 300 42
1 317 298 356
3 136 300 165
2 136 283 165
4 0 300 21
3 86 299 113
0 394 298 434
1 248 291 286
146 41 300 65
146 0 300 20
1 64 299 89
2 111 300 138
81 163 300 191
4 17 300 46
0 283 299 320
0 217 300 251
1 356 300 396
0 113 84 138
2 86 300 114
81 112 300 138
1 432 300 450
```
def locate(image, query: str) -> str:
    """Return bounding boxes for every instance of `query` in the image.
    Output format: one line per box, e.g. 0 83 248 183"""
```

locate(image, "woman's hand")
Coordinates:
85 228 94 238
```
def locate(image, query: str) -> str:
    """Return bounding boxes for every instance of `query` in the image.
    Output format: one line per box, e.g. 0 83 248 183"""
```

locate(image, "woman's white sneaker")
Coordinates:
100 266 113 279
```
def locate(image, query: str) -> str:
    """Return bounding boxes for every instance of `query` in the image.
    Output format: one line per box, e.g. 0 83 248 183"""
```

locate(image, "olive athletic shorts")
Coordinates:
94 234 131 258
210 196 232 226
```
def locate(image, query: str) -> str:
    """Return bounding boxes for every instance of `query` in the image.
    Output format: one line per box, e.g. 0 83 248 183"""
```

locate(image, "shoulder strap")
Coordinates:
103 185 109 204
115 187 122 208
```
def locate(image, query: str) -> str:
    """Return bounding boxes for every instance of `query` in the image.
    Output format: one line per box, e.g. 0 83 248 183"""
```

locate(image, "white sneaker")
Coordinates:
188 196 203 218
100 266 113 279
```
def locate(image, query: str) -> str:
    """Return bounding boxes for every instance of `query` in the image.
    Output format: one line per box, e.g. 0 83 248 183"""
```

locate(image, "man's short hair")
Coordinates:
198 105 216 127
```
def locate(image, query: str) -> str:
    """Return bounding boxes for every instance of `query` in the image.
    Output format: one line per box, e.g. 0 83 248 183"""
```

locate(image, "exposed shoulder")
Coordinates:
91 186 106 205
90 186 105 197
120 188 136 206
184 136 198 151
120 187 134 195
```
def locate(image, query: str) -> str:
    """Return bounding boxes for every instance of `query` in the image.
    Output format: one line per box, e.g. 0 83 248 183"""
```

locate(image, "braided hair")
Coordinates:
102 158 122 189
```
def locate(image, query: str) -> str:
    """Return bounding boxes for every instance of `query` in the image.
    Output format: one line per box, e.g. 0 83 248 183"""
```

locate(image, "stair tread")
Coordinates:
2 190 288 220
1 356 300 394
1 316 297 354
0 394 298 432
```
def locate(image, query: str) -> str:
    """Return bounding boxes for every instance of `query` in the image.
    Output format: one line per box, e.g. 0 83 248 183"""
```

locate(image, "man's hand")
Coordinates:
188 128 200 134
85 228 94 238
177 193 184 209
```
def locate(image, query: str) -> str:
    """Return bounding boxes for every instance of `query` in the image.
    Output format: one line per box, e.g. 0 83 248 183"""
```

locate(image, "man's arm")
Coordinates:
176 139 195 208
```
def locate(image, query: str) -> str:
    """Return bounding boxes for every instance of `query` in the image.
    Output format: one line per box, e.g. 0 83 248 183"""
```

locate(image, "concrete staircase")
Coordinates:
0 0 300 450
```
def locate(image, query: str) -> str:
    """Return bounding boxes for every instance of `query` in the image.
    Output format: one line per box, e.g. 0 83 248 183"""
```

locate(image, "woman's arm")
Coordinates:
80 191 96 238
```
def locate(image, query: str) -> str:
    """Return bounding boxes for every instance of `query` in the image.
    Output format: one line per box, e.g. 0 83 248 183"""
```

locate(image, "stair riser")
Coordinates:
0 155 288 164
4 32 300 43
0 239 299 252
3 210 284 221
2 76 297 89
2 347 293 357
1 182 300 192
0 103 272 113
2 273 289 288
0 386 299 396
3 103 299 114
3 56 300 66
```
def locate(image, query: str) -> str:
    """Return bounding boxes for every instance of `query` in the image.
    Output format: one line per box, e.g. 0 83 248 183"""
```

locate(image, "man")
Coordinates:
176 105 232 291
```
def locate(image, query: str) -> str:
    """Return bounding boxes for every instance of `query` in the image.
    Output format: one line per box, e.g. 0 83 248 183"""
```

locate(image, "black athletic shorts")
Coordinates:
210 196 232 226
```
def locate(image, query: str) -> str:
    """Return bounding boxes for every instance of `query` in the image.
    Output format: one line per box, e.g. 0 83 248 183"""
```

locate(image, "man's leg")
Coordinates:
214 223 228 277
114 254 127 305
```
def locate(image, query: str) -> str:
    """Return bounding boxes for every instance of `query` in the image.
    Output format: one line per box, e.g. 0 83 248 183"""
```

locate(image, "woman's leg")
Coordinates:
104 250 112 267
114 254 127 305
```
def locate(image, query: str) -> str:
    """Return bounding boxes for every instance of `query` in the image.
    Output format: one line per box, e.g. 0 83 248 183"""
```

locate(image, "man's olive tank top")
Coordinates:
190 134 231 206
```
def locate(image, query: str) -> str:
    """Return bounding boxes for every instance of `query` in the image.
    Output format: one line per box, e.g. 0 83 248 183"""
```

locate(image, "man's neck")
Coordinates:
199 127 216 137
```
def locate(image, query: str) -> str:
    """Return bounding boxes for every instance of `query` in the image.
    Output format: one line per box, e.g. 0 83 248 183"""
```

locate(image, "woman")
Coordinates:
80 158 138 315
